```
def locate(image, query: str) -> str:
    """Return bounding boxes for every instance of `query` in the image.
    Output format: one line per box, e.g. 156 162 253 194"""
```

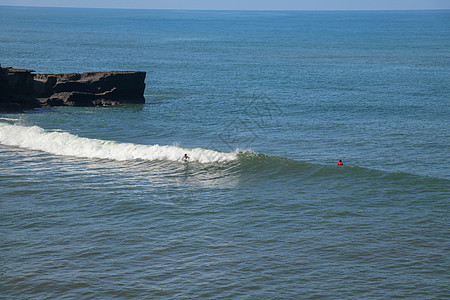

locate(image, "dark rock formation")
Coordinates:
0 67 40 112
0 66 146 113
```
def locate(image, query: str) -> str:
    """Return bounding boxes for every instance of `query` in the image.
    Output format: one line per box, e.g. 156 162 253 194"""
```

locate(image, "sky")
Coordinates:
0 0 449 10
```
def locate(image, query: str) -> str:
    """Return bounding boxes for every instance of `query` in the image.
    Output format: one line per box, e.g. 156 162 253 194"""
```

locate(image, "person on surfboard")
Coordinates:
337 160 343 166
183 154 190 162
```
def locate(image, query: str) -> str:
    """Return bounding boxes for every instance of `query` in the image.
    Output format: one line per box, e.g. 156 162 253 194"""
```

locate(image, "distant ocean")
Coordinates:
1 6 449 298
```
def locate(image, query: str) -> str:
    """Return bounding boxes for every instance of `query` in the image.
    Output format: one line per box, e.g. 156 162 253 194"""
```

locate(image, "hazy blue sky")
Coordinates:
0 0 449 10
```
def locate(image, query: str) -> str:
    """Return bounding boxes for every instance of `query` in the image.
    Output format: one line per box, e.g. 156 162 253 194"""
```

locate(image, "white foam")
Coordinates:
0 123 237 163
0 117 21 122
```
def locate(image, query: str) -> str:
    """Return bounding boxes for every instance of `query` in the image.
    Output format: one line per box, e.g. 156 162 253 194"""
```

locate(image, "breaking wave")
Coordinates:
0 123 238 163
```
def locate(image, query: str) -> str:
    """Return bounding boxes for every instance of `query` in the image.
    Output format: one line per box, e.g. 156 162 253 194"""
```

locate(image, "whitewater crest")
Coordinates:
0 123 238 163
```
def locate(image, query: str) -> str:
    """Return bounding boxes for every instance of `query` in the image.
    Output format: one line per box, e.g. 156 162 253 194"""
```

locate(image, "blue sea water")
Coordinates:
1 6 449 298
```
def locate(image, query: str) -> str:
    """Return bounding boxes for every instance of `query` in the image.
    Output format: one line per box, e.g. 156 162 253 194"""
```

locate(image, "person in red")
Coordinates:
337 160 343 166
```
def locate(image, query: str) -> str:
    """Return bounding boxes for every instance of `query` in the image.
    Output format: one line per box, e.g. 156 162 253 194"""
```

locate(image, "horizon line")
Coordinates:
1 4 450 12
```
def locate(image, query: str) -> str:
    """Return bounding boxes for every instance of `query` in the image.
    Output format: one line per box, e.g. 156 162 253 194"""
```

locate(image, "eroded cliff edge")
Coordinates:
0 66 146 112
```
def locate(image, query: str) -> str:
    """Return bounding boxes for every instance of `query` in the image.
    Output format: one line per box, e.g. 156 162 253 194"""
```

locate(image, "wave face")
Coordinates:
233 151 449 188
0 123 238 163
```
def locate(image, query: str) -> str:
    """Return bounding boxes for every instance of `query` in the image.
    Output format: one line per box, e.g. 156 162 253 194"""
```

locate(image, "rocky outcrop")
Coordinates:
0 66 146 113
0 67 40 112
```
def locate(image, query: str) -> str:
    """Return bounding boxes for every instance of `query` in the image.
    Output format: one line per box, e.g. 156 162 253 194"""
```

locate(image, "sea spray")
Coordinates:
0 123 238 163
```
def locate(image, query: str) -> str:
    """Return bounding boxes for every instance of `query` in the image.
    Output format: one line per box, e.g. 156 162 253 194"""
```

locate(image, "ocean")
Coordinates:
0 6 449 298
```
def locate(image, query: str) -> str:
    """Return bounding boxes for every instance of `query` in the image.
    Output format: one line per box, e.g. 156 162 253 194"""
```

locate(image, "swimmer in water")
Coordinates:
337 160 343 166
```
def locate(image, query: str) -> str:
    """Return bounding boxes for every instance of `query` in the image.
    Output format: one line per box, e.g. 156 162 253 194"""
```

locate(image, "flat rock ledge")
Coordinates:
0 66 146 113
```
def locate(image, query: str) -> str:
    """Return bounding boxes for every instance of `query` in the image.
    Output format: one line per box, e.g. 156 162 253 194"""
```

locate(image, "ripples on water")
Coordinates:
1 143 448 298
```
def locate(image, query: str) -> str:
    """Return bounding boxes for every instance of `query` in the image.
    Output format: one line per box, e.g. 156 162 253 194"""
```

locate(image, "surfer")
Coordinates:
337 160 343 166
183 154 190 162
